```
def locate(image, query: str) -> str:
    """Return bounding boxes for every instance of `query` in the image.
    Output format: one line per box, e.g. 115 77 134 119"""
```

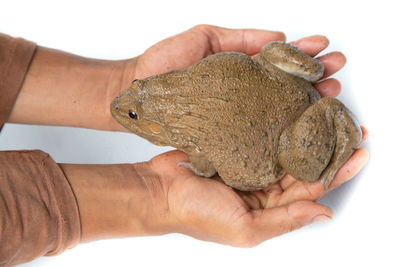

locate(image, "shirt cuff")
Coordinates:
0 33 36 130
0 150 81 266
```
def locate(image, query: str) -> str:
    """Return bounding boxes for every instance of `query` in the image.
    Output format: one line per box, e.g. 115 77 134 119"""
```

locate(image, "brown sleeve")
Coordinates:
0 33 36 130
0 150 81 266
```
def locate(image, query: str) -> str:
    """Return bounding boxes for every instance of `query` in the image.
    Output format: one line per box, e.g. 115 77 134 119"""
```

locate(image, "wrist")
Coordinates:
106 57 138 132
60 161 172 243
130 161 174 235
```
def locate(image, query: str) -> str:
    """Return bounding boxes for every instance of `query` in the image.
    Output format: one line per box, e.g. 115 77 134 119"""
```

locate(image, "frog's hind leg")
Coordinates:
255 41 324 82
178 152 216 178
278 97 361 189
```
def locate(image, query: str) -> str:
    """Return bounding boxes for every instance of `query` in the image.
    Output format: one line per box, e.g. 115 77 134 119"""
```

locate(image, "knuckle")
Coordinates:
191 24 212 32
302 182 318 199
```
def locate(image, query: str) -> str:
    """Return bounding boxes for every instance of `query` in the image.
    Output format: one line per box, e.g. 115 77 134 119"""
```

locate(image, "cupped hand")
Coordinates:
150 146 368 247
133 24 345 98
133 24 285 78
136 25 369 246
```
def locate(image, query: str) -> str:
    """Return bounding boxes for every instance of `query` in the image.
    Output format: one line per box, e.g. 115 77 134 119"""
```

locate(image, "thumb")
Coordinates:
248 200 332 245
198 25 286 55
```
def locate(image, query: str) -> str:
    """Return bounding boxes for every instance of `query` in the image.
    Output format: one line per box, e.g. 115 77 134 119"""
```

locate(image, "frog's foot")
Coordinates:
278 97 361 190
177 153 216 178
258 41 324 82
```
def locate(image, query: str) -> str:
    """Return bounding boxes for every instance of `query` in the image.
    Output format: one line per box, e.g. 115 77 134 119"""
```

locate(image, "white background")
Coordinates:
1 0 399 266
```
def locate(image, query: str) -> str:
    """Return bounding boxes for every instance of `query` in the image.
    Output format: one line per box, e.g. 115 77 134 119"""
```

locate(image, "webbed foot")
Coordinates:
257 41 324 82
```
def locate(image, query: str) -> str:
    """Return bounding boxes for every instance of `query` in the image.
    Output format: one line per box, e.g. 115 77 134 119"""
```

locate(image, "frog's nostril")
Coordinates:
132 79 139 83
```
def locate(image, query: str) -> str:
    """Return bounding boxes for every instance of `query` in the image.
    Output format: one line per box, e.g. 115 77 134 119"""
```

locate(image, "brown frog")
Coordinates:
111 42 361 191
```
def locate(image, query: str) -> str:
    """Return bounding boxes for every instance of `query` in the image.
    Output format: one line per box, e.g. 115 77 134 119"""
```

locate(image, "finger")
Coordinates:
248 200 332 244
237 192 264 210
328 148 369 190
195 25 286 55
290 35 329 57
317 51 347 79
279 174 297 191
314 78 341 97
238 184 283 209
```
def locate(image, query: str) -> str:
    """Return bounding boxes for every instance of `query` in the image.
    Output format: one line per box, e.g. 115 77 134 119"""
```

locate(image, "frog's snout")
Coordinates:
110 96 120 116
110 87 137 121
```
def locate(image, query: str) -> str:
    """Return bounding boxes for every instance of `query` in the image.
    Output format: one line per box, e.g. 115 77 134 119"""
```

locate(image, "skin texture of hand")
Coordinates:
150 146 368 247
133 25 285 78
130 25 370 246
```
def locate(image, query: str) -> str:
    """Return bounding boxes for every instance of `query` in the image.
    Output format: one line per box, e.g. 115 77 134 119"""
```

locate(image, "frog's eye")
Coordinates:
128 110 138 120
132 78 139 83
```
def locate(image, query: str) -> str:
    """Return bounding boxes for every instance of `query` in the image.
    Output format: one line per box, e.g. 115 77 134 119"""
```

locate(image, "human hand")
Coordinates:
149 143 368 247
130 24 345 97
131 25 285 79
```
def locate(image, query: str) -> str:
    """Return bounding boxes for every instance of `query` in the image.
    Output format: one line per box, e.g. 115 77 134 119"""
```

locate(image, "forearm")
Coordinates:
8 46 136 131
59 162 172 242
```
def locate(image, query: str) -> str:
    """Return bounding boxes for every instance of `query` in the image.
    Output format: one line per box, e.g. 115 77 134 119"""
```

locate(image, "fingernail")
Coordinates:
312 214 332 223
274 31 286 41
360 125 369 142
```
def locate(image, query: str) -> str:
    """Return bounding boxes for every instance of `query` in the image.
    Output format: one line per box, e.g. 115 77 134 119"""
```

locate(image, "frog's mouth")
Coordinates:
129 121 170 146
110 92 170 146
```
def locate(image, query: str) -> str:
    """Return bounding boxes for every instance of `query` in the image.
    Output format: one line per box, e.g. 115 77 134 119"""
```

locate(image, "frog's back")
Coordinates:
155 52 319 190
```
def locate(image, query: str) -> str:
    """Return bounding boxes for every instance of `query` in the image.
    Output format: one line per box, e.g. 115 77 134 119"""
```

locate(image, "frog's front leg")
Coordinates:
278 97 362 189
178 152 216 177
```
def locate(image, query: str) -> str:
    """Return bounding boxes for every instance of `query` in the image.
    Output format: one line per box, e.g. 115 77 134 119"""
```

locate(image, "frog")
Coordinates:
111 41 361 191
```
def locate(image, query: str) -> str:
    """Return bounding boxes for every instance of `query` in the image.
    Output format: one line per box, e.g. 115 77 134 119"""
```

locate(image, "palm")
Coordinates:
150 147 367 246
138 25 369 246
150 150 254 245
168 166 249 229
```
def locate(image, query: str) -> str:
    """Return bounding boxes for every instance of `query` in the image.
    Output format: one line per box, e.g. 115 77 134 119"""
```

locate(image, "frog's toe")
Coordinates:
177 161 216 178
320 169 336 190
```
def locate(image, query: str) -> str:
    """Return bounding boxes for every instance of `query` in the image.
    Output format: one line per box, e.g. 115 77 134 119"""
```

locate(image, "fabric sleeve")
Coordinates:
0 150 81 266
0 33 36 130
